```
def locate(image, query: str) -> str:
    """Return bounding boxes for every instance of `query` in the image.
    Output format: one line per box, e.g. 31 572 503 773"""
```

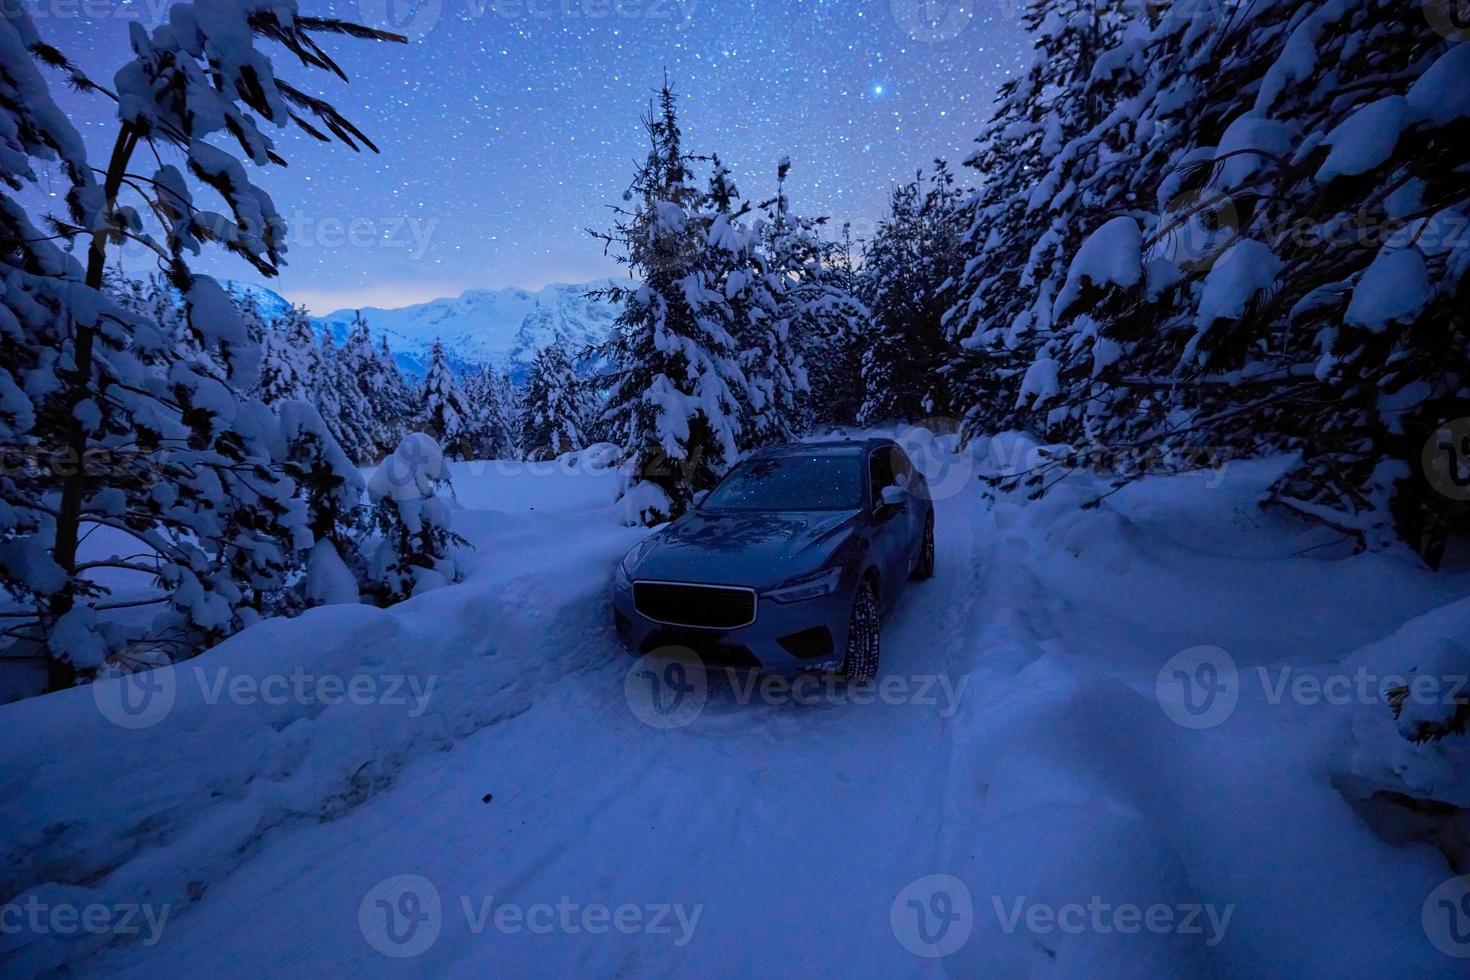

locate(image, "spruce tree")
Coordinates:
419 339 473 459
259 306 322 407
0 3 402 688
520 341 587 460
857 163 966 424
761 164 869 431
591 81 747 523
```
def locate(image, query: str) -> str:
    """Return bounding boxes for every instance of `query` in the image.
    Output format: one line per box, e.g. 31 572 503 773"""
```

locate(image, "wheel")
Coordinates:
841 580 881 681
911 511 935 580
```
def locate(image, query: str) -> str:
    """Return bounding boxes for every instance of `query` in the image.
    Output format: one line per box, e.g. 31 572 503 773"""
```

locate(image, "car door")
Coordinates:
867 446 909 600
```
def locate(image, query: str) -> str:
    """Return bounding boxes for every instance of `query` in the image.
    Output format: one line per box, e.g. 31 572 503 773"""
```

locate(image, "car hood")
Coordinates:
630 509 862 588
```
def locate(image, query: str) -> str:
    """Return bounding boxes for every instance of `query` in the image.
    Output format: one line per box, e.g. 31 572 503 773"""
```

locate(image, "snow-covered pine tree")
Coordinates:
1010 0 1470 562
419 339 474 459
760 163 869 431
491 370 525 459
335 312 392 464
373 330 416 455
856 163 966 424
365 432 466 603
278 400 366 607
520 341 587 460
460 367 502 459
0 2 401 689
703 155 803 450
259 305 322 406
592 81 747 523
318 326 377 465
943 0 1145 441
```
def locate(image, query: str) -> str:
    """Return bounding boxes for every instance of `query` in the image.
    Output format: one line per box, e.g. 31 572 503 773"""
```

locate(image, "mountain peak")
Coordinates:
311 279 621 379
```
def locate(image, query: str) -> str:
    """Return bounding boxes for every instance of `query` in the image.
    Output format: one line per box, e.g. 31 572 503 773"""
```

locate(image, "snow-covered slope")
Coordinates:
313 280 621 379
222 280 294 323
4 433 1469 977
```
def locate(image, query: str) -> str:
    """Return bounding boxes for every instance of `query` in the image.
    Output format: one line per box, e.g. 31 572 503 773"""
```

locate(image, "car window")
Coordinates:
890 447 913 486
868 447 896 497
703 454 864 511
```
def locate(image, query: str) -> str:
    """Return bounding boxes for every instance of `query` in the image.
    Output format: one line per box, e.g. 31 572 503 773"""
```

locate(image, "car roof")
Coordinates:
747 437 894 459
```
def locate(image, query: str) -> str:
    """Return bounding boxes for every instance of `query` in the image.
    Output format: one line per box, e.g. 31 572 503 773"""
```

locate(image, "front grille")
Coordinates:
633 581 756 629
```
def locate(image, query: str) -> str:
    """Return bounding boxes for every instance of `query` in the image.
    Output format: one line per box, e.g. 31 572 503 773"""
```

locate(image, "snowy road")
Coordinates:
10 448 1469 978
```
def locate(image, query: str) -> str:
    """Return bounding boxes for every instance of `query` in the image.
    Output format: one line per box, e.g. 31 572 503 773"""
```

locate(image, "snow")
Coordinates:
1345 247 1431 333
1052 216 1142 318
1212 113 1292 190
315 281 620 380
305 540 361 606
368 432 450 502
1315 96 1407 183
1015 354 1060 409
1194 238 1284 331
1405 43 1470 128
3 437 1466 977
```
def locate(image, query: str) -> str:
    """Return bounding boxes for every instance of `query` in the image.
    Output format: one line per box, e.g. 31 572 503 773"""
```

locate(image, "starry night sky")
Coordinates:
47 0 1026 312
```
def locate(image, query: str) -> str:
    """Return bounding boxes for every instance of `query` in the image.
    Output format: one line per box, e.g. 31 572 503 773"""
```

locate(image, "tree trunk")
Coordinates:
46 125 137 690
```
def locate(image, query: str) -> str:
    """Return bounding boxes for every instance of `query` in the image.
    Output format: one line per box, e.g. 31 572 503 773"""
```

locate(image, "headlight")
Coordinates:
616 536 656 589
764 566 842 604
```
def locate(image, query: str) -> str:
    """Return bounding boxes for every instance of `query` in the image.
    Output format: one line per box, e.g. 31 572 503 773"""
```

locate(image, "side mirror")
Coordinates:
880 485 909 508
692 490 710 508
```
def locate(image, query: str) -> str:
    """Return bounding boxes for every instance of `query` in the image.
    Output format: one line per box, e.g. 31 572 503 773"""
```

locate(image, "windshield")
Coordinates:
702 454 864 511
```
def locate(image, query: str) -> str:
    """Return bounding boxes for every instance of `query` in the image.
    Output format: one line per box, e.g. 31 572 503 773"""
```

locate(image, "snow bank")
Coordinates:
1342 598 1470 808
0 495 643 976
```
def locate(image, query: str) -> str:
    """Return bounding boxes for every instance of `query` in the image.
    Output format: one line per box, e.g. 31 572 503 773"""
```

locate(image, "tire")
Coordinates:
910 512 935 580
841 580 881 681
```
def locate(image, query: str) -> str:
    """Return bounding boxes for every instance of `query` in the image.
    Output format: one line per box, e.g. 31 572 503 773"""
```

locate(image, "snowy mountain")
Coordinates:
223 280 294 323
313 280 622 379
